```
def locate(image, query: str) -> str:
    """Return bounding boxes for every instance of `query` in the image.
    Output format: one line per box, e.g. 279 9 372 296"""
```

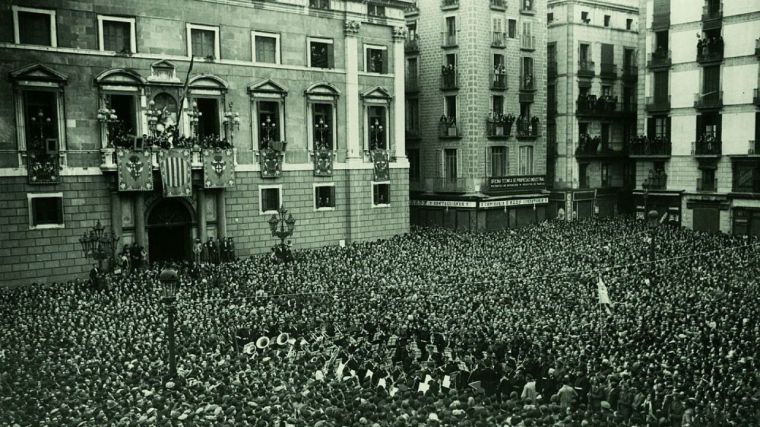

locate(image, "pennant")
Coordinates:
468 381 484 394
117 149 153 192
159 149 192 197
202 148 235 188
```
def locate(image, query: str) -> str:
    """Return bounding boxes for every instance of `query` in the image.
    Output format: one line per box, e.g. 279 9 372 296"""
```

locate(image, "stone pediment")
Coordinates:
95 68 147 86
10 64 68 84
188 74 229 91
360 86 392 100
304 82 341 97
248 79 288 96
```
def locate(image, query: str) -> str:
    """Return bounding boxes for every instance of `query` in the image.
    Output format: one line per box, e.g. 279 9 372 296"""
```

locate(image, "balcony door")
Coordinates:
23 90 59 148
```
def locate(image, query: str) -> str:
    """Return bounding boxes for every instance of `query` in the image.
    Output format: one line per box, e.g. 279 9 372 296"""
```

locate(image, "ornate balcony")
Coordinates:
490 69 508 90
490 0 506 10
697 178 718 192
576 95 636 119
600 63 617 80
622 64 638 82
26 151 61 184
438 117 461 139
432 177 469 193
578 60 595 78
692 136 722 158
405 34 419 53
629 135 671 159
516 116 540 139
647 49 671 69
440 67 459 90
492 32 507 48
441 32 457 48
646 95 671 113
486 113 515 139
701 3 723 30
696 37 724 64
694 91 723 110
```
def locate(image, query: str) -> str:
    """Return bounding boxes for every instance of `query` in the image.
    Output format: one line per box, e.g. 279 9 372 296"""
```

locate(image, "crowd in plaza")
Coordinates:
1 217 759 426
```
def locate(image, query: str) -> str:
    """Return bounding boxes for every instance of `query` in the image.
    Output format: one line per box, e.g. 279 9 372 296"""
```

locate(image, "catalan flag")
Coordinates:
159 149 192 197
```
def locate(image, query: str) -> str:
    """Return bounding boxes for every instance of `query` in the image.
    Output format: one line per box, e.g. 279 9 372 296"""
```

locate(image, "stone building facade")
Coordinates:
547 0 640 220
0 0 411 286
635 0 760 233
405 0 549 231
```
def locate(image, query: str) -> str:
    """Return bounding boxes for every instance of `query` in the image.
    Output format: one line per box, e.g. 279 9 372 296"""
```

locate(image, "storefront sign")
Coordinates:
480 197 548 208
410 200 477 208
485 175 545 193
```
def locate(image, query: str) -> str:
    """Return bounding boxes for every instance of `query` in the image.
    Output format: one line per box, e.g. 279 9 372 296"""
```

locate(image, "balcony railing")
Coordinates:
433 177 469 193
697 37 724 63
490 69 508 90
697 178 718 192
701 3 722 29
309 0 330 10
516 116 540 138
646 95 671 113
521 35 535 51
441 0 458 8
548 61 557 80
486 114 515 138
692 136 722 157
490 0 506 9
643 172 667 190
492 32 507 48
578 60 595 78
405 34 419 53
438 118 461 138
694 91 723 110
647 49 672 69
575 137 626 158
441 32 457 47
600 63 617 80
622 64 638 81
576 95 636 118
440 67 459 90
520 74 535 91
754 89 760 107
630 136 672 157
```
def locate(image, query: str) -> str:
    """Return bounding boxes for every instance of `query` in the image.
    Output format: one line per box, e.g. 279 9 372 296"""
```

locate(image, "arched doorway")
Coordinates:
147 198 193 264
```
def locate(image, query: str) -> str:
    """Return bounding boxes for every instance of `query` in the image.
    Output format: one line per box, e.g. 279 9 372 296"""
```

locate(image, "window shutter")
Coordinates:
666 117 672 139
456 149 463 178
382 50 388 74
436 149 444 178
601 44 614 65
485 147 493 177
327 45 334 68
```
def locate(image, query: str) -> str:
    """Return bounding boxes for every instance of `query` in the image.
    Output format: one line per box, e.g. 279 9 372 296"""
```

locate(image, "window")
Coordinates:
367 106 387 150
406 98 419 133
368 3 385 17
407 22 417 40
602 85 612 97
547 13 554 23
314 184 336 210
647 116 671 139
494 54 505 69
406 57 419 87
626 18 633 30
372 183 391 206
98 16 136 53
444 148 458 179
579 43 590 62
733 162 760 192
13 7 56 47
309 38 334 69
519 146 534 175
253 32 280 64
106 93 137 135
446 16 456 36
28 193 64 229
365 45 388 74
508 19 517 38
655 31 669 52
187 24 219 60
654 71 669 101
307 103 333 150
581 11 589 23
408 149 420 180
490 146 508 177
193 98 220 138
23 90 60 150
604 15 611 27
310 0 330 9
259 186 282 214
444 95 457 120
521 57 534 90
492 95 504 115
257 100 283 149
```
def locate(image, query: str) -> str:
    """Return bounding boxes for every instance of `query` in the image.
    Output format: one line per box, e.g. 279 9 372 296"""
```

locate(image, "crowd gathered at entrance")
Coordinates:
1 218 759 426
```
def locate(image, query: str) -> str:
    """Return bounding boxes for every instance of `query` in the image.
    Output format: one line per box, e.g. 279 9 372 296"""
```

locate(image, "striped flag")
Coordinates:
160 150 192 197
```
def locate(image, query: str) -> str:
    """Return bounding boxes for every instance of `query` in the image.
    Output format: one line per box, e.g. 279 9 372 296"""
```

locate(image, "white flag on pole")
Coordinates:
597 276 612 314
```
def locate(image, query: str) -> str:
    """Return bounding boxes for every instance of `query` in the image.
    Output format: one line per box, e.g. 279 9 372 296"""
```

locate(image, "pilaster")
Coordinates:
344 20 361 160
392 27 407 160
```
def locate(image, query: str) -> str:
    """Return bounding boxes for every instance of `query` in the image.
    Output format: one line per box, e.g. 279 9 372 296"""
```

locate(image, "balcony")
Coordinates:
519 74 535 92
406 75 419 93
516 116 540 139
692 136 722 158
643 172 668 190
490 0 506 10
405 34 419 53
520 35 535 51
646 95 671 113
548 61 557 80
26 151 61 184
441 0 458 9
438 117 461 139
490 69 508 90
693 91 723 110
486 114 515 139
309 0 330 10
432 177 469 193
520 0 535 15
576 95 636 119
622 64 638 82
492 32 507 48
441 32 457 48
575 136 627 159
600 63 618 80
754 89 760 107
696 37 724 64
578 60 595 78
629 135 671 158
647 49 672 69
440 68 459 90
701 3 723 30
697 178 718 192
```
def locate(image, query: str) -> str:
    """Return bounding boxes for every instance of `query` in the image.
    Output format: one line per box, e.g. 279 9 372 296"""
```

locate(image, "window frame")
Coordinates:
190 95 223 139
307 37 335 69
307 101 338 151
258 184 283 215
97 15 137 53
313 183 337 211
186 23 220 60
12 6 57 47
363 44 388 74
252 31 281 65
371 182 391 208
27 192 64 230
252 98 286 150
519 145 534 175
364 104 389 151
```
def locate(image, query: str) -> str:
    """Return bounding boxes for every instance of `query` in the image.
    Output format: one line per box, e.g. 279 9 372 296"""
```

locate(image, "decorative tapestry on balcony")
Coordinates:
260 148 283 179
371 149 390 181
27 151 60 185
117 148 154 192
313 148 334 177
159 149 192 197
203 148 235 188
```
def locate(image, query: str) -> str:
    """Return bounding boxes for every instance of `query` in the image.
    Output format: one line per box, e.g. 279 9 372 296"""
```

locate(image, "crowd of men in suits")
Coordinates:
1 217 758 426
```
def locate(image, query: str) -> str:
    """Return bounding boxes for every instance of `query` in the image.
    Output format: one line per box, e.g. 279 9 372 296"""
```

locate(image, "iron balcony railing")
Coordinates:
696 37 724 63
490 70 508 90
647 49 672 69
692 137 722 157
694 91 723 110
432 177 469 193
405 34 419 53
630 136 672 157
600 63 617 79
578 60 595 77
486 116 515 138
516 117 540 138
492 32 507 48
440 68 459 90
697 178 718 192
438 119 461 138
576 95 636 117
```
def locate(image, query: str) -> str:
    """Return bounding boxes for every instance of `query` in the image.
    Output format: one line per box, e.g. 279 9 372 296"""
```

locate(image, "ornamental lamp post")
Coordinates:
314 117 329 150
145 101 161 136
261 115 278 149
268 204 296 263
187 102 202 137
78 220 119 271
222 104 240 144
159 268 179 381
370 118 384 150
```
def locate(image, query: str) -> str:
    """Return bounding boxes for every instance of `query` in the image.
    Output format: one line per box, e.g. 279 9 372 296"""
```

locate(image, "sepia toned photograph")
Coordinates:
1 0 759 425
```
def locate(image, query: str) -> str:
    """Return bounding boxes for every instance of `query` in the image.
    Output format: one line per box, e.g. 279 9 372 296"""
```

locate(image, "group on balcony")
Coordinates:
516 115 540 137
697 34 724 61
441 64 457 89
644 168 667 190
576 133 604 155
439 115 459 137
486 112 515 137
695 132 721 155
577 94 619 113
630 135 671 155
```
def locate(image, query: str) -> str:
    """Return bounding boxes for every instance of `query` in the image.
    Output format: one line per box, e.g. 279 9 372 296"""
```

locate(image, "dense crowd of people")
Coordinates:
1 217 759 426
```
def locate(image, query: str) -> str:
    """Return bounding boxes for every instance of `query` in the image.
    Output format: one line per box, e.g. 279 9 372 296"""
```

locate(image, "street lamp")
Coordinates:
268 204 296 263
145 100 162 136
159 268 179 381
370 118 384 150
78 220 119 272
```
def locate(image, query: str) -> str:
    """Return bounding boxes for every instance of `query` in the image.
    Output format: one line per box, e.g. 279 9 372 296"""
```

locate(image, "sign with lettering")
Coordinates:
484 175 545 193
410 200 477 208
480 197 548 208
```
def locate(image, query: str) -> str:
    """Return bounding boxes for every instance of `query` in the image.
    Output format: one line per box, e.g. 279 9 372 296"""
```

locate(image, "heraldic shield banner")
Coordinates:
117 149 154 192
159 149 193 197
203 148 235 188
